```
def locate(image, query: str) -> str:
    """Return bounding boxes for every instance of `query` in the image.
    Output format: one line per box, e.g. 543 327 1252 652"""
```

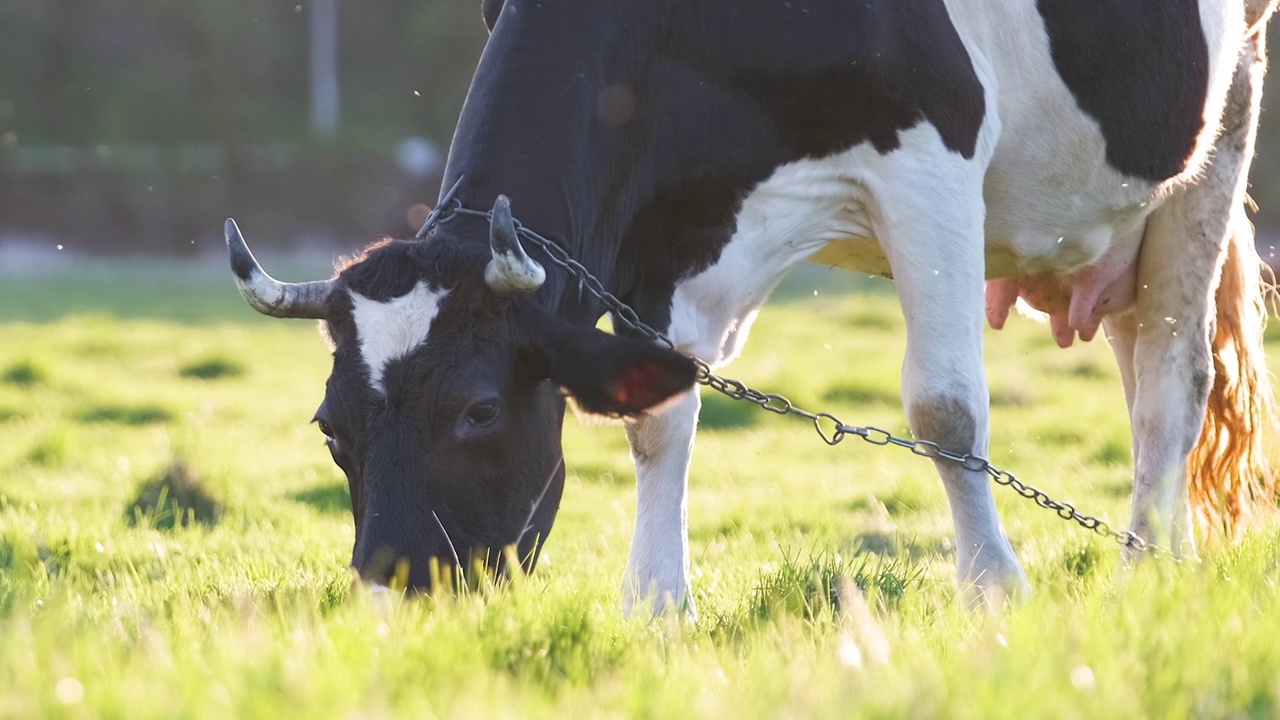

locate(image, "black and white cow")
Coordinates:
227 0 1279 612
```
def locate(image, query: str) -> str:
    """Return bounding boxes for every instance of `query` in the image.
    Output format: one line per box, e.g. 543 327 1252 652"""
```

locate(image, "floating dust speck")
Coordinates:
1070 664 1096 691
55 677 84 705
838 637 863 669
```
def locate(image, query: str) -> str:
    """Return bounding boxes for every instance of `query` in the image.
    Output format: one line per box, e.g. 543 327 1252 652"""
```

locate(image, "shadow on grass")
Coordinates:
292 483 351 514
822 382 900 406
1090 437 1131 466
568 464 628 485
1066 360 1111 379
838 308 899 331
1062 542 1104 578
179 357 245 380
2 360 47 387
989 385 1033 408
698 393 759 430
77 404 172 425
26 431 68 466
709 546 925 640
126 461 223 530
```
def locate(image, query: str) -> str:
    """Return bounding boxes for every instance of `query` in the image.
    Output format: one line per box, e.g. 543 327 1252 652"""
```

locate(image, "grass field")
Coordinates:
4 259 1280 718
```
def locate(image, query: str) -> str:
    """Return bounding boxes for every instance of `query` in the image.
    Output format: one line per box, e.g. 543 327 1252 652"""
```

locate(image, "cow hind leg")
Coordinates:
1125 207 1219 555
874 133 1028 607
1104 308 1197 552
1126 31 1274 554
1186 29 1280 541
1186 212 1279 538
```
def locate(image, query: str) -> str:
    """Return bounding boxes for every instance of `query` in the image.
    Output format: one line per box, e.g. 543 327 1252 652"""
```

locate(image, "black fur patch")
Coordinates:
450 0 986 316
1037 0 1210 181
703 0 985 160
339 239 430 302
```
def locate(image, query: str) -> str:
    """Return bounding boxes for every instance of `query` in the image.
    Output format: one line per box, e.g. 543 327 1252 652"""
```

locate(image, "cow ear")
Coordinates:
540 324 698 417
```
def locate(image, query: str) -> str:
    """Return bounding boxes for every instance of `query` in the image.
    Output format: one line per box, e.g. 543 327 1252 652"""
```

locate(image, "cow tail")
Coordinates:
1187 212 1280 539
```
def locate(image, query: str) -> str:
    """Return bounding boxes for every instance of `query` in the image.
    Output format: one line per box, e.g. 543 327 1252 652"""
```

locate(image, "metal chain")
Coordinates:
417 183 1163 557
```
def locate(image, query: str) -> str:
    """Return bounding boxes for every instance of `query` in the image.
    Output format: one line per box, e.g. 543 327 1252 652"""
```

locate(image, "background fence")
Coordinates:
3 1 1280 255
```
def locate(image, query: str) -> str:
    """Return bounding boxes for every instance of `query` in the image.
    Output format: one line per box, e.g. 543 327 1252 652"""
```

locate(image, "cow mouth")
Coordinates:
352 458 567 592
352 520 542 593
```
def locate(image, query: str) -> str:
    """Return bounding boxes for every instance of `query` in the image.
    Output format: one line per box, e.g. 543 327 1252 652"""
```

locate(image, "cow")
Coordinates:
226 0 1280 614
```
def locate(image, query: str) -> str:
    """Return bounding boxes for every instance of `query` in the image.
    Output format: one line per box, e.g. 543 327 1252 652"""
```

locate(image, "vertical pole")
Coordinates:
310 0 339 139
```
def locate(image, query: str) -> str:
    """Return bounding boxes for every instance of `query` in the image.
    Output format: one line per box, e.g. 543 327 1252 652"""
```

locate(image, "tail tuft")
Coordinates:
1187 213 1280 539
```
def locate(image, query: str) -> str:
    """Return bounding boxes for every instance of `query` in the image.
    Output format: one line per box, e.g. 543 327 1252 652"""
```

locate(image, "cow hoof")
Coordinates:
622 584 697 621
957 565 1031 611
1119 537 1198 568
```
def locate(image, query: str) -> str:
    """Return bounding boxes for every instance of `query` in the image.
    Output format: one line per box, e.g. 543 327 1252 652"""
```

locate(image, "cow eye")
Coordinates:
317 419 335 439
465 400 500 426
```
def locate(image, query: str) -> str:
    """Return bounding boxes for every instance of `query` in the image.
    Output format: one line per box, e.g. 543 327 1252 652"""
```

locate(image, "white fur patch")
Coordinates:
350 282 447 392
666 122 977 367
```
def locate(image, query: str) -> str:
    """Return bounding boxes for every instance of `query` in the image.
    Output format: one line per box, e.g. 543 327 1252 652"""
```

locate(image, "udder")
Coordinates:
985 249 1139 348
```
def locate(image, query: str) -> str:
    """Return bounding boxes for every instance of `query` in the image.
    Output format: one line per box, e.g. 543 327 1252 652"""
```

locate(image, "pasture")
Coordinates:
3 258 1280 718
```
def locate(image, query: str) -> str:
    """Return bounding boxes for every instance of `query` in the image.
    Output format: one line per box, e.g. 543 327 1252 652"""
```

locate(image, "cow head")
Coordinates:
224 198 696 590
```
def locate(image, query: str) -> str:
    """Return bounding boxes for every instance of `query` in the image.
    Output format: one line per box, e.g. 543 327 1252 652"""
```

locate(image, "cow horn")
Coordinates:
224 218 334 319
485 196 545 294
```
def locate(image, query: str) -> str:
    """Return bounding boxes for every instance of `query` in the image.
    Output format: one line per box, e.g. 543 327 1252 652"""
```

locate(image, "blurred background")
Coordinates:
3 1 1280 264
0 0 485 263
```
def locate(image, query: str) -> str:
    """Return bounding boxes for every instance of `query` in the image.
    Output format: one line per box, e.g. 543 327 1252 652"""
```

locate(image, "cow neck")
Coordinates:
431 172 625 329
438 3 664 328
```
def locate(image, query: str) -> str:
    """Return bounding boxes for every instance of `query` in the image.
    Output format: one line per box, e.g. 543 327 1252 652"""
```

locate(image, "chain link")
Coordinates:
418 185 1165 557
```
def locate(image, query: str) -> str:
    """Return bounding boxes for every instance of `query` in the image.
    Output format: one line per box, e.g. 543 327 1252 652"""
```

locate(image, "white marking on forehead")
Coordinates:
350 281 448 392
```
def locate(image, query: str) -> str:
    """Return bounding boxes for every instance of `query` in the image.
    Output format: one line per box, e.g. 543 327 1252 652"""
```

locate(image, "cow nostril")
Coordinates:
353 565 389 587
353 550 440 592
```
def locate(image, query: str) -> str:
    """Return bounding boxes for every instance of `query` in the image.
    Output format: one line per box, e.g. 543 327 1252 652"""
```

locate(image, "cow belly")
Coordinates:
808 228 1144 348
984 240 1140 347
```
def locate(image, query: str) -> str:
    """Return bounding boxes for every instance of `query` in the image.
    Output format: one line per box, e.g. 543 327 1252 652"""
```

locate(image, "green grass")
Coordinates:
2 263 1280 717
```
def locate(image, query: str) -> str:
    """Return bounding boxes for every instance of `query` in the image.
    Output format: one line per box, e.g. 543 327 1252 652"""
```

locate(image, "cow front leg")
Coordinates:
877 151 1027 608
895 274 1028 607
622 388 700 618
